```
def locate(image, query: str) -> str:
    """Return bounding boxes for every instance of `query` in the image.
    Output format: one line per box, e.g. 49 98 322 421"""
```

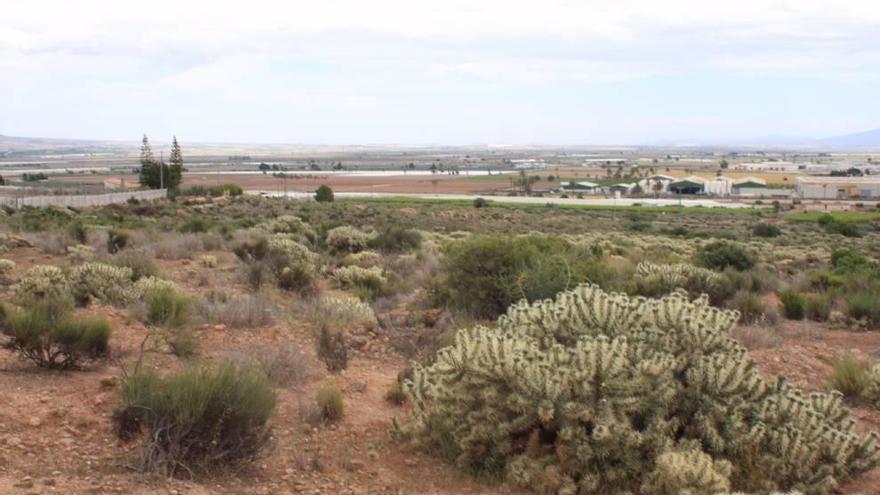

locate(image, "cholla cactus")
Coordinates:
199 254 218 268
864 364 880 408
332 265 387 290
405 284 879 494
267 236 319 266
326 225 371 253
68 262 137 306
316 296 378 330
67 244 96 262
634 262 723 298
134 276 182 298
0 259 15 275
342 250 382 267
14 265 70 305
263 215 316 243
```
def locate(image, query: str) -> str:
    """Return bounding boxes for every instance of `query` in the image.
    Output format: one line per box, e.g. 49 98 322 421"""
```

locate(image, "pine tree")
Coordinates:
138 134 158 188
168 136 184 190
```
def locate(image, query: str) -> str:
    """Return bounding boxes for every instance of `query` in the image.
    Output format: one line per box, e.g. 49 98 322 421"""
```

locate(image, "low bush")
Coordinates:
368 225 422 252
845 291 880 328
805 292 832 322
831 248 875 274
231 344 311 388
473 197 489 208
778 288 805 320
726 290 772 325
106 250 159 280
107 228 130 253
434 234 611 318
316 325 348 373
751 223 781 237
144 286 191 328
194 293 275 328
0 300 110 369
332 266 387 298
829 354 870 399
0 258 15 275
326 225 371 254
300 296 377 330
695 240 756 271
113 362 276 476
342 250 382 267
632 262 723 301
315 384 344 422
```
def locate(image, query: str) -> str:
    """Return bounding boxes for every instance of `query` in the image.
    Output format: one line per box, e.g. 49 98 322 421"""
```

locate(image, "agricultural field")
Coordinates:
1 192 880 494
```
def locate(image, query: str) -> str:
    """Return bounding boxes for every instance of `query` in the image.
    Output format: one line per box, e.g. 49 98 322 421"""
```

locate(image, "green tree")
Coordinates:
168 136 184 189
315 185 334 202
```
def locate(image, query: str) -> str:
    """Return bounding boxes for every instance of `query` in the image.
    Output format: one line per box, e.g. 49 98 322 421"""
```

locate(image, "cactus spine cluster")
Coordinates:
405 284 879 494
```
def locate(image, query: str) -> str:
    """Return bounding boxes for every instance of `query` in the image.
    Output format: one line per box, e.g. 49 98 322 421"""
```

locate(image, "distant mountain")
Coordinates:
819 128 880 148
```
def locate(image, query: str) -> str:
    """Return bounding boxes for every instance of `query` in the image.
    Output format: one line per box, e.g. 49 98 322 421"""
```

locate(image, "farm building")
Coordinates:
637 174 675 193
669 176 705 195
703 176 734 196
607 183 636 195
560 181 599 192
796 176 880 199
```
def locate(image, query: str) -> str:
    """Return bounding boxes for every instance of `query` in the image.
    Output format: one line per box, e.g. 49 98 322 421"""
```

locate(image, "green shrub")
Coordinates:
144 286 191 328
804 292 832 322
778 288 805 320
405 285 880 494
332 265 387 298
831 248 874 274
473 197 489 208
695 241 756 271
0 301 110 369
845 292 880 328
106 250 159 281
829 354 869 399
368 225 422 252
314 185 334 202
436 235 610 318
807 270 844 291
726 290 771 325
315 384 344 422
181 216 210 233
107 228 131 253
113 362 276 476
751 223 781 237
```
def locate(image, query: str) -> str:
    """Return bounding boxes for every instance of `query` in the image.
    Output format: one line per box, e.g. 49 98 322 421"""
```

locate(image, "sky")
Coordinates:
1 0 880 145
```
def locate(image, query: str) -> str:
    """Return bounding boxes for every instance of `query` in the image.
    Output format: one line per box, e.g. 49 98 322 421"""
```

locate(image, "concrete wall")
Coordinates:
798 183 880 199
0 189 167 208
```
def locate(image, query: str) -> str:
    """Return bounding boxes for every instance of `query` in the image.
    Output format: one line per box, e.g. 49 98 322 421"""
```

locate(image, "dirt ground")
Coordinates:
1 246 879 494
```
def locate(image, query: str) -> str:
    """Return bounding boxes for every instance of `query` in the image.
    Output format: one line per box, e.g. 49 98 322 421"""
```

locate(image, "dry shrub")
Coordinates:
194 292 275 328
150 233 204 260
228 344 311 387
731 325 782 350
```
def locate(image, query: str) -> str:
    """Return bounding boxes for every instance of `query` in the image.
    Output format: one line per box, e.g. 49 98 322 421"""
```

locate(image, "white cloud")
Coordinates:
1 0 879 142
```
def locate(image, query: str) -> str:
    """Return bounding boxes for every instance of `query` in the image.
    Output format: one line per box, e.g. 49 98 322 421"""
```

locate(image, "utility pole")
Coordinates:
160 151 164 190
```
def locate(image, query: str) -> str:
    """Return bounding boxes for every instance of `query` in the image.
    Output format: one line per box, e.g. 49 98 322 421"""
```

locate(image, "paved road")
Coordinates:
247 190 758 209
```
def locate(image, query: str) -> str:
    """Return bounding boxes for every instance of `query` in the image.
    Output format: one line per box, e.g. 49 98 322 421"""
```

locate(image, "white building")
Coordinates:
796 176 880 199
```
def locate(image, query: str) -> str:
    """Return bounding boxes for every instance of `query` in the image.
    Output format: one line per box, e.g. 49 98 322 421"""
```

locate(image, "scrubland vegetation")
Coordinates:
1 192 880 493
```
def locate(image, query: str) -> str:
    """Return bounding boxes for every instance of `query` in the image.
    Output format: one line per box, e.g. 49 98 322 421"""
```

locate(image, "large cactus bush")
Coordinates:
634 261 726 302
405 285 879 494
68 262 138 306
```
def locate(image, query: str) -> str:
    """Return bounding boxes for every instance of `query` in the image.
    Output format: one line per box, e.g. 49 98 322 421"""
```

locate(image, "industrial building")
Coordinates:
795 176 880 199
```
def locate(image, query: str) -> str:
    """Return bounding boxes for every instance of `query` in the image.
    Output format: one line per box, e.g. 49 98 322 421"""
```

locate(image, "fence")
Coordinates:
0 189 167 208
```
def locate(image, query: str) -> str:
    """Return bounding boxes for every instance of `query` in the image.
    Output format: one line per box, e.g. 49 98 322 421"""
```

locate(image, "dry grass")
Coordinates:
732 325 783 350
194 292 276 328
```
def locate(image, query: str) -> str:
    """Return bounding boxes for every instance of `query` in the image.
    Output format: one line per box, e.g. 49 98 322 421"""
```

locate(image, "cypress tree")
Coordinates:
168 136 184 190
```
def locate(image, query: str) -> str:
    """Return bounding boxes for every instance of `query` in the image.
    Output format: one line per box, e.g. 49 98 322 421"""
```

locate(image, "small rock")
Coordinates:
28 417 41 428
213 324 227 331
14 477 33 489
352 382 368 393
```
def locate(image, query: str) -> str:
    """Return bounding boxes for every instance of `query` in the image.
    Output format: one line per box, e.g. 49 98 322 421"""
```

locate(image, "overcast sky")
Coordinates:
2 0 879 144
